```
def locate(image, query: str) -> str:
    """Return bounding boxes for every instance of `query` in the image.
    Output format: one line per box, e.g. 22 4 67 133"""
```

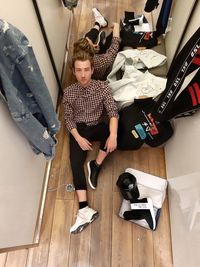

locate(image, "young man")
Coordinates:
73 8 120 80
63 51 119 234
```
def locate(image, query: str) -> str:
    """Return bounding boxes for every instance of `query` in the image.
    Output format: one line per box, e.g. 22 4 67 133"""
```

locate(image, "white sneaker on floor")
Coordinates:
70 206 99 234
92 8 108 28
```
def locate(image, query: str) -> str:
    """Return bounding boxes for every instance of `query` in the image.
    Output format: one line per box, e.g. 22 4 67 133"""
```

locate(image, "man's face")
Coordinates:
73 60 94 87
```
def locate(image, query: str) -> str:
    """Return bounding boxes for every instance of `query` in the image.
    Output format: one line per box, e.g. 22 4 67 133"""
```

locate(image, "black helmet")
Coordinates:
116 172 140 200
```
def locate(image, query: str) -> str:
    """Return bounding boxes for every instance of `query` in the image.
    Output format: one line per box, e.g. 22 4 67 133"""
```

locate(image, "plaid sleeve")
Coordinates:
103 84 119 119
93 37 121 80
98 37 120 69
62 90 76 132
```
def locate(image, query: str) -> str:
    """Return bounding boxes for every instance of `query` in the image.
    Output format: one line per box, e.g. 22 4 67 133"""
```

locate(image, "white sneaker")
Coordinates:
92 8 108 28
70 206 99 234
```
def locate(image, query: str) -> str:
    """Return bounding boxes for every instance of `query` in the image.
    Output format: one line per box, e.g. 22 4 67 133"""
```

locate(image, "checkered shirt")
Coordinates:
92 37 120 80
63 80 119 131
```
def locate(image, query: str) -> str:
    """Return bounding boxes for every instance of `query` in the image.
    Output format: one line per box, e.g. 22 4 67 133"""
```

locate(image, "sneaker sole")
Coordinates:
103 18 108 28
90 211 99 223
87 162 96 190
70 212 99 234
101 17 108 28
70 222 89 234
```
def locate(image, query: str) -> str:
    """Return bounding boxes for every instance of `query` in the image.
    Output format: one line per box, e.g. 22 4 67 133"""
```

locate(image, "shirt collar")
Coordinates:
78 80 96 93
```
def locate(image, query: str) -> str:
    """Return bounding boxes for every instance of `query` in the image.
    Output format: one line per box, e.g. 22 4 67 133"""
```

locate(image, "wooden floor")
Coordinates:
0 0 173 266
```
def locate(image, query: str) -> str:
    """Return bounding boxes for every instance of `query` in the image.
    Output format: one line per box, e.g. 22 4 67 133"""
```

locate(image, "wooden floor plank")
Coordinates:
74 0 93 40
67 203 93 267
47 200 74 267
5 250 28 267
89 159 113 267
56 130 74 200
112 192 133 267
148 148 173 267
132 226 154 267
131 149 154 267
68 233 91 267
147 148 166 177
112 150 135 192
153 200 173 267
0 253 7 267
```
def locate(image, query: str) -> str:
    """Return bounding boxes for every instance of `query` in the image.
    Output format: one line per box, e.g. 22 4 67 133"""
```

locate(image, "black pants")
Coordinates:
69 123 109 190
85 28 113 54
85 28 99 43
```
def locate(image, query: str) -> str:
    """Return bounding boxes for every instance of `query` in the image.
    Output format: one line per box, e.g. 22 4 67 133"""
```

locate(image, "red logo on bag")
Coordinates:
188 82 200 106
148 113 159 135
192 48 200 66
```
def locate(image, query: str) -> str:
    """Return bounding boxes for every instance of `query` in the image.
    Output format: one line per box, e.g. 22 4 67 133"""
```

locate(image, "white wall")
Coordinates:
165 2 200 265
165 112 200 178
0 0 60 249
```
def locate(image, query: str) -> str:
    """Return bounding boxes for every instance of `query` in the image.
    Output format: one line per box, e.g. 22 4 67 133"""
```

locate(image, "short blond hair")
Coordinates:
73 37 95 56
72 50 94 69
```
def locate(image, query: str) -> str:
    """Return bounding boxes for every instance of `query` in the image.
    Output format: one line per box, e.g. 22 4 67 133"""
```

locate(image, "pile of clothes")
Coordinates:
108 24 200 151
120 11 158 49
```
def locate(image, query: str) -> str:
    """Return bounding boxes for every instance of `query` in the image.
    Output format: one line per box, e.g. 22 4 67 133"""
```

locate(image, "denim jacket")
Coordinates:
0 19 60 160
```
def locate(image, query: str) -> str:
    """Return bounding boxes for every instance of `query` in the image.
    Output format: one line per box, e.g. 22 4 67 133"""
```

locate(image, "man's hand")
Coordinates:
70 128 92 151
111 22 120 38
76 135 93 151
104 135 117 153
